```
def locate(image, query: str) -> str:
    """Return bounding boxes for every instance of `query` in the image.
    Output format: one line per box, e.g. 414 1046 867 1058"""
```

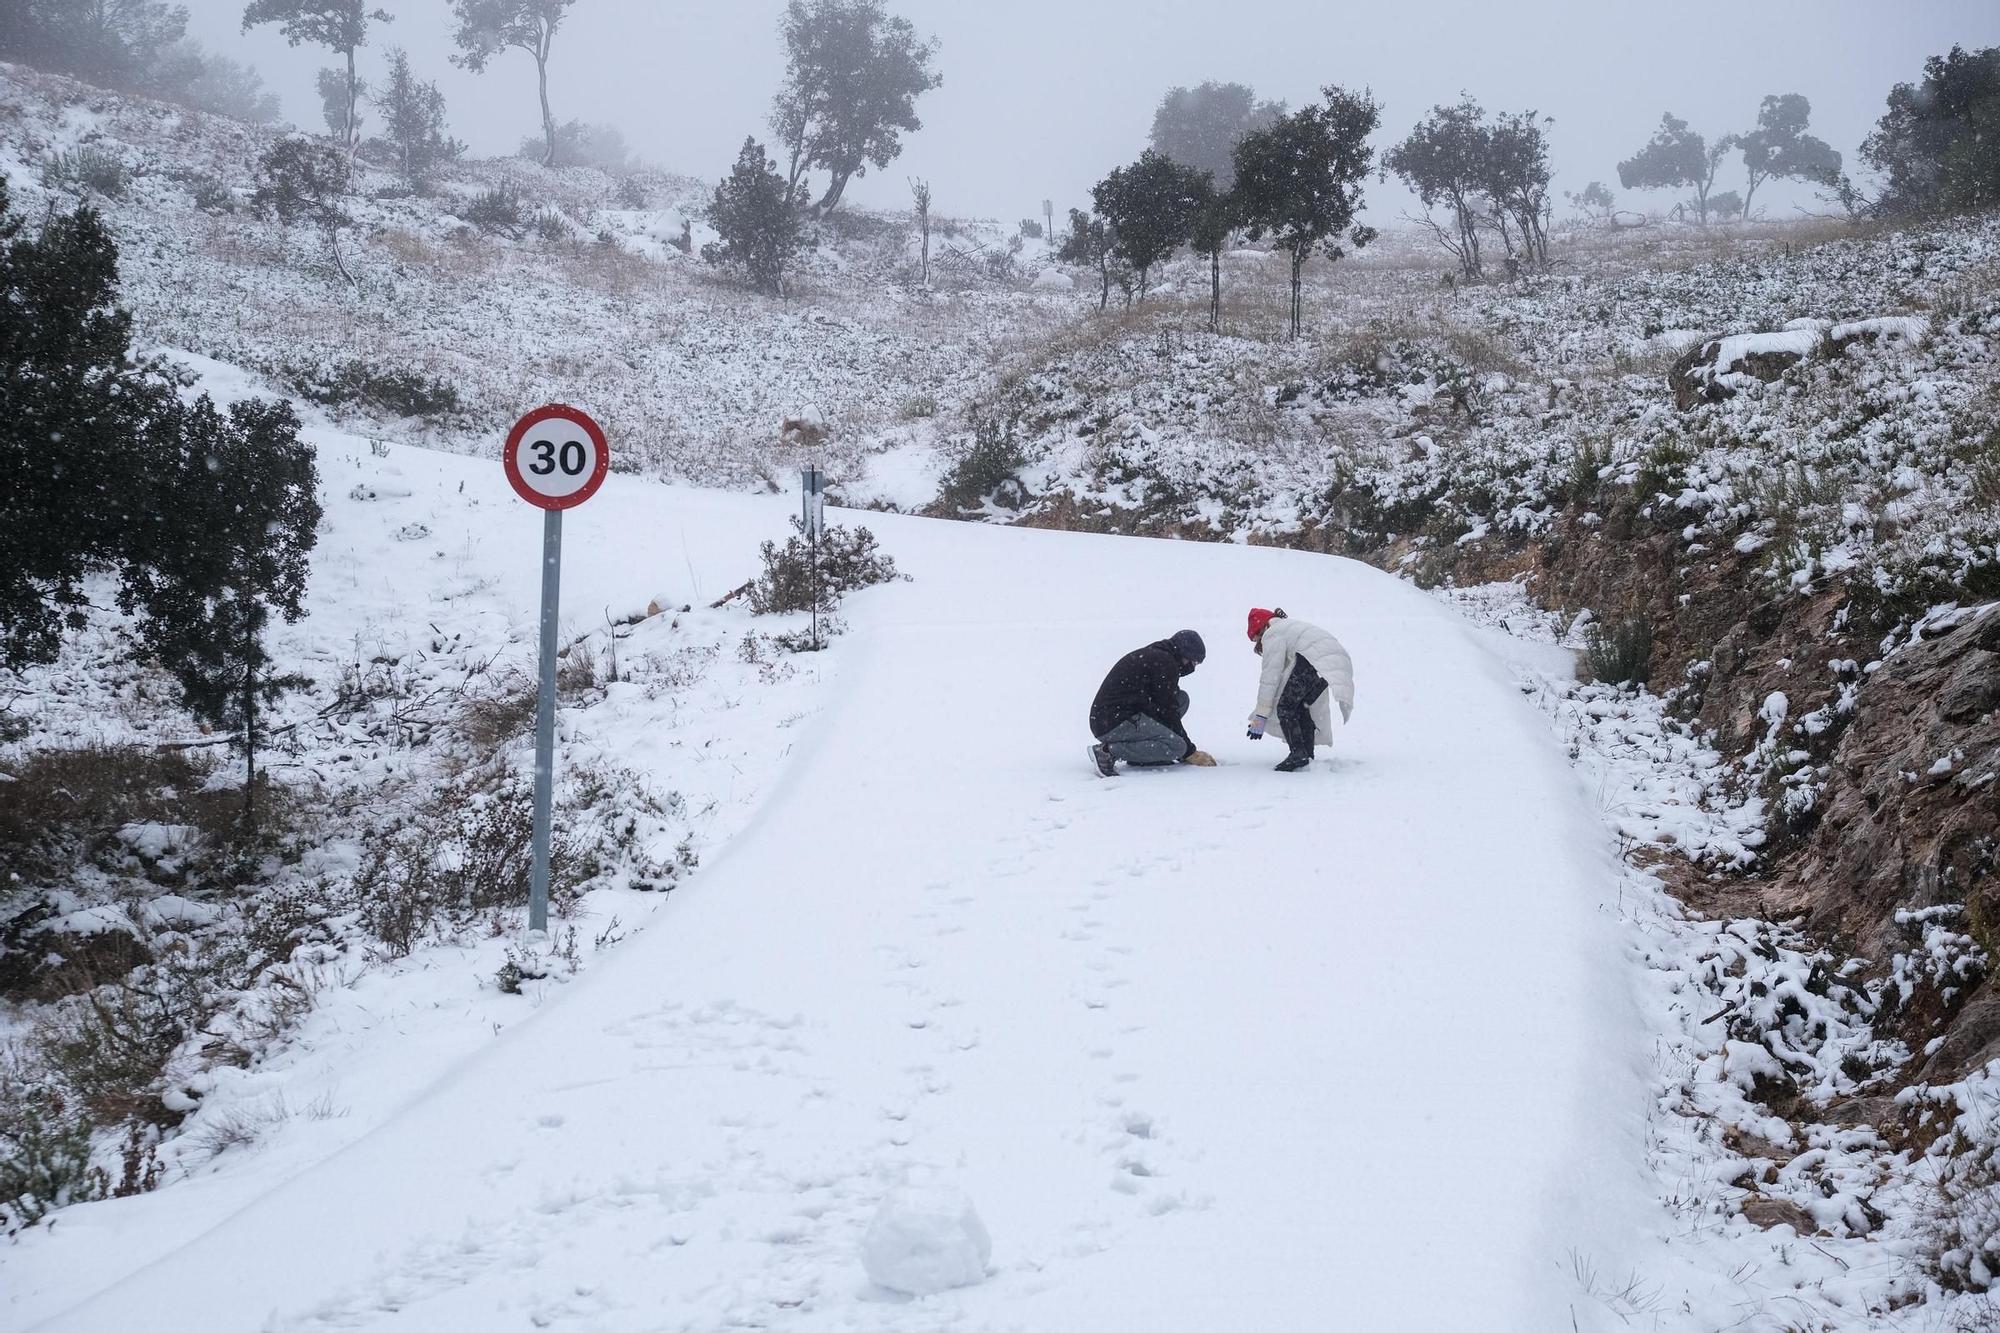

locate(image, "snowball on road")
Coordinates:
18 441 1655 1332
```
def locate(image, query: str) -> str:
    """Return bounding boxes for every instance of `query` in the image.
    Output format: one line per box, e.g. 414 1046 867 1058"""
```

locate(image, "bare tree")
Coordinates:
909 176 932 285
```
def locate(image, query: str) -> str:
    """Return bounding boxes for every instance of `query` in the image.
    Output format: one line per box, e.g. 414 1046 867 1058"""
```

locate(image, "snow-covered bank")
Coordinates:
15 506 1659 1330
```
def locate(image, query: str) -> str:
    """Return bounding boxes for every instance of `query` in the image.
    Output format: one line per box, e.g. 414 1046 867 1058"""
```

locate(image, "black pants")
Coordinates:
1097 690 1192 766
1277 661 1327 755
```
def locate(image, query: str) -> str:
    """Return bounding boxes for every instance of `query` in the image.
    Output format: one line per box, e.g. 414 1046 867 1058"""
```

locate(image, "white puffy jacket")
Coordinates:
1254 617 1355 747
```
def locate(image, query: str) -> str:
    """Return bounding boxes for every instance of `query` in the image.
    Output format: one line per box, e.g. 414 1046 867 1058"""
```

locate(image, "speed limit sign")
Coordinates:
505 403 611 936
504 404 610 511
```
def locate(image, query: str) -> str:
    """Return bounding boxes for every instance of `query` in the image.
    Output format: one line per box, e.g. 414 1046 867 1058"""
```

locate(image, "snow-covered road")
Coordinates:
28 478 1656 1331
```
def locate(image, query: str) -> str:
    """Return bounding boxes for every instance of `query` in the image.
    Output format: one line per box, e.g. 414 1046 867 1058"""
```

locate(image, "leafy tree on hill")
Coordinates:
448 0 578 169
1233 86 1380 340
702 137 805 297
120 396 321 829
1091 150 1210 303
377 48 463 192
1057 207 1120 313
1384 95 1493 280
0 176 152 666
1618 112 1730 224
153 42 282 123
1148 81 1286 193
1735 94 1840 218
1484 109 1554 268
0 0 189 89
1189 182 1237 334
516 120 633 173
0 175 322 821
241 0 391 151
770 0 941 214
1862 45 2000 216
252 138 355 284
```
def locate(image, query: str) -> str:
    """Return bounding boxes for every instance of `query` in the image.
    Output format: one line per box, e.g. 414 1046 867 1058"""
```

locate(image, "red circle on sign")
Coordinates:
504 404 611 511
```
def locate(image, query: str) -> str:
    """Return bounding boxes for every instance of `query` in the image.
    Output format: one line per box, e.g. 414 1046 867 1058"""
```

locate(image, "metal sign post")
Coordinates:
504 405 611 934
801 466 826 650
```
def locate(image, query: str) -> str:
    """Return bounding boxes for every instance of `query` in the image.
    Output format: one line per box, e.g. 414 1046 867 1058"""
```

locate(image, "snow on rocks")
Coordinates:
860 1186 992 1295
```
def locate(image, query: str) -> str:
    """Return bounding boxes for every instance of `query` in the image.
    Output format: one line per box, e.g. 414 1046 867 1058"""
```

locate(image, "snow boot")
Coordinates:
1089 743 1118 778
1274 750 1312 773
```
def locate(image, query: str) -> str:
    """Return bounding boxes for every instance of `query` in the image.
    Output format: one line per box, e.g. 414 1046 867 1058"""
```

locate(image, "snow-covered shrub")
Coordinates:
0 745 215 889
1928 1097 2000 1292
0 1069 104 1232
749 519 900 617
354 766 590 958
937 417 1026 510
1583 615 1653 687
278 358 462 423
39 146 129 199
464 184 526 238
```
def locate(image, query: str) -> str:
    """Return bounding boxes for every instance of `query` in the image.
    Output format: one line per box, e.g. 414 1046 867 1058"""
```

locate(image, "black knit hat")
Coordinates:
1170 629 1206 665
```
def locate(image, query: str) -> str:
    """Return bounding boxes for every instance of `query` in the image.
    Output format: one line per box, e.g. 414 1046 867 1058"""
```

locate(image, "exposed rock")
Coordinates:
1740 1194 1820 1234
1764 607 2000 964
1668 329 1822 410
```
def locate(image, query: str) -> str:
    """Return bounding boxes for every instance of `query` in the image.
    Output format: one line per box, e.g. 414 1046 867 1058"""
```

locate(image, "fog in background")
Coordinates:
186 0 2000 226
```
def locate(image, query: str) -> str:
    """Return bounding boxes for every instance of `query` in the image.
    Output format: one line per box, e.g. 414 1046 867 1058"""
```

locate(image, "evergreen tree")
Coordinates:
1056 207 1119 313
1384 96 1492 281
378 48 463 191
1484 109 1554 268
702 138 806 296
1736 94 1840 218
252 138 355 284
1617 113 1729 224
315 66 366 140
1232 87 1380 340
0 175 163 665
1148 81 1285 193
0 0 189 89
770 0 941 213
448 0 577 169
118 397 320 829
1091 150 1210 303
240 0 391 151
1188 183 1236 335
1862 46 2000 216
0 178 322 820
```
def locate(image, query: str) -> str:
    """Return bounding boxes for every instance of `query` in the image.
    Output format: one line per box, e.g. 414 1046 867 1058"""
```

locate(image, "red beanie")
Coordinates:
1247 608 1275 641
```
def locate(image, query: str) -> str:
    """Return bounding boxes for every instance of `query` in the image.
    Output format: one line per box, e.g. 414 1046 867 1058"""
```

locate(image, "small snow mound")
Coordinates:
1829 315 1930 345
1031 267 1074 291
861 1186 991 1295
1712 329 1823 375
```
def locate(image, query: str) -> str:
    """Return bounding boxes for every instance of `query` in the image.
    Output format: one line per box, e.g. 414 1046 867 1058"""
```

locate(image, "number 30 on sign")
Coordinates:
504 404 610 510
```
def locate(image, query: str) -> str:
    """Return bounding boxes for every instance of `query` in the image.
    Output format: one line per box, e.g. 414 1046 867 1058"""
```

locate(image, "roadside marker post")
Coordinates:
801 466 827 650
503 405 611 934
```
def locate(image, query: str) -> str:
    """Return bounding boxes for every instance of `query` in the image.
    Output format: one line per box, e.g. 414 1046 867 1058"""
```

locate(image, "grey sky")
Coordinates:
185 0 2000 224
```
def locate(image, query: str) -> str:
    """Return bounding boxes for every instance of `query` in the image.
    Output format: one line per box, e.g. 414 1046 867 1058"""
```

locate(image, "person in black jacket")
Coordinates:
1087 630 1216 776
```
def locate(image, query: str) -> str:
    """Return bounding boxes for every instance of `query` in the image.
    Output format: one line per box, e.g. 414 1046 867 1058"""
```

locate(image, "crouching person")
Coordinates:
1246 608 1354 772
1088 630 1217 776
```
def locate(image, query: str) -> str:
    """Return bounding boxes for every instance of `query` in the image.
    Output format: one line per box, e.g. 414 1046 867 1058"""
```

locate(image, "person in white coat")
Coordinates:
1245 607 1355 772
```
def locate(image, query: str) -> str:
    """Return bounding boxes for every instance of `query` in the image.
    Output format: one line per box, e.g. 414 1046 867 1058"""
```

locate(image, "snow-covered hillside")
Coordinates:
0 61 1071 492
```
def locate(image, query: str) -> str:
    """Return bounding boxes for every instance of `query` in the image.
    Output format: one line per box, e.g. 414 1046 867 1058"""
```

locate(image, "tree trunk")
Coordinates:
242 658 257 831
328 224 356 288
1209 247 1220 334
344 47 359 154
537 51 556 167
1743 172 1763 219
1098 257 1109 313
816 168 853 214
1289 248 1304 340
